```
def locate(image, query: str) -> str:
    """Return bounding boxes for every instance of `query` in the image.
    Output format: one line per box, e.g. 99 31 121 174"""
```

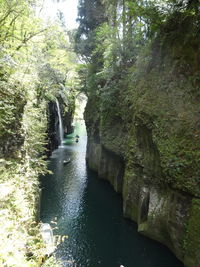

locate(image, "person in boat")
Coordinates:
75 138 79 143
75 135 79 138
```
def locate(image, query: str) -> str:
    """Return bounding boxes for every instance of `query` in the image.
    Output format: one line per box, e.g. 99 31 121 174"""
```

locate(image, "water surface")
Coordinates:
40 122 183 267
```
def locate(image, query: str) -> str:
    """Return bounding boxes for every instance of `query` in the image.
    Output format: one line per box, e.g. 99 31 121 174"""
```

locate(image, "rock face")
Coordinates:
87 142 124 193
85 91 200 266
59 96 75 136
46 101 60 155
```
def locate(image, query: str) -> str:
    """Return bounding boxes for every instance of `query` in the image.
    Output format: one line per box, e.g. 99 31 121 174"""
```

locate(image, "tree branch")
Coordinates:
15 28 47 51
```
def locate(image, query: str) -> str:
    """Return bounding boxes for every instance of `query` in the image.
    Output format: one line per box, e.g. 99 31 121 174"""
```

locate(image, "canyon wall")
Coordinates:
84 53 200 267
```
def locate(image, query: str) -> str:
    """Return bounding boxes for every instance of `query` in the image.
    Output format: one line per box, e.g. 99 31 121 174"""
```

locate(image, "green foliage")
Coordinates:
75 0 107 59
0 0 44 54
76 0 200 96
0 0 79 265
35 24 78 103
0 2 78 155
0 91 49 265
94 23 121 76
77 0 200 197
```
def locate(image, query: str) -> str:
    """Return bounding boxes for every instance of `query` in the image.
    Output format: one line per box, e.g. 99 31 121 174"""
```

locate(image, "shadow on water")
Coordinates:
40 121 183 267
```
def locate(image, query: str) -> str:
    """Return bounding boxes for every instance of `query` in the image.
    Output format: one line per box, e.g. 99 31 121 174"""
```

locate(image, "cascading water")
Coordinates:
56 99 64 145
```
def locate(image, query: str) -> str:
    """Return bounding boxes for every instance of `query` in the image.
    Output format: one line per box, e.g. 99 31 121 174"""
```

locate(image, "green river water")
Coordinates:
40 121 183 267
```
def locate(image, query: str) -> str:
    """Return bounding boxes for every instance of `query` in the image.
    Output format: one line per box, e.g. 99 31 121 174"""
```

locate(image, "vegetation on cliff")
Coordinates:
76 0 200 196
0 0 78 265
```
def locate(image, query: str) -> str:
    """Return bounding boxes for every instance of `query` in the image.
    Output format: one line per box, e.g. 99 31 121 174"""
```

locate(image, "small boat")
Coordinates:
40 223 55 256
63 158 71 164
75 138 79 143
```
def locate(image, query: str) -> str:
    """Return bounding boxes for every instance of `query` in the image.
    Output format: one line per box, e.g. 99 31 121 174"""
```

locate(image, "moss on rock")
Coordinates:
184 199 200 267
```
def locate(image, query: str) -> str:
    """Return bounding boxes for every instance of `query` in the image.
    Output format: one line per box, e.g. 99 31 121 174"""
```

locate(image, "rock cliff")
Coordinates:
84 51 200 266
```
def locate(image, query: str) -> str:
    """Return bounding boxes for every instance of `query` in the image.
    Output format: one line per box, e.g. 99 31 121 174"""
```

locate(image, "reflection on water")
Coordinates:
40 121 183 267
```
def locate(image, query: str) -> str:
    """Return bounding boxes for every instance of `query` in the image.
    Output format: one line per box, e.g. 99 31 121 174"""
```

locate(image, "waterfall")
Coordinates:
56 99 64 145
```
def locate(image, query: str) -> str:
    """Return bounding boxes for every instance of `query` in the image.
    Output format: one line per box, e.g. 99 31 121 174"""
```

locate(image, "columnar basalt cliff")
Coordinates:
76 1 200 266
84 51 200 267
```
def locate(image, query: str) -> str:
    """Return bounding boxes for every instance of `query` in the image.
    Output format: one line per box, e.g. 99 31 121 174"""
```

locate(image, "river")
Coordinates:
40 121 183 267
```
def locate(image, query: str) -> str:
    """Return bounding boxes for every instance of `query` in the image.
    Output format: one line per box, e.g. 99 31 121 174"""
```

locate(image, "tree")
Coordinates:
75 0 107 59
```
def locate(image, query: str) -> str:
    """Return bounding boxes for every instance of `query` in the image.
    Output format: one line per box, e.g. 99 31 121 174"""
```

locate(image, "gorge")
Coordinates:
41 120 183 267
0 0 200 266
